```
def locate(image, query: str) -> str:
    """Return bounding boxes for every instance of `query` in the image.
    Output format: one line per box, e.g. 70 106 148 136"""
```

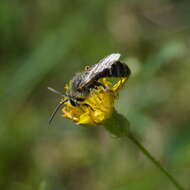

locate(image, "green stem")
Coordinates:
104 110 185 189
127 132 186 190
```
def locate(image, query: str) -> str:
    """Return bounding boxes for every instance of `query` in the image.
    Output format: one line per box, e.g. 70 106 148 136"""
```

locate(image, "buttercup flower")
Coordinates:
62 78 128 126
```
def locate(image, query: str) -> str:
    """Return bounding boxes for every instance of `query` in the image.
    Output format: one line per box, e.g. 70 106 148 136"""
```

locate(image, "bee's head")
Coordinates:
66 89 85 106
48 87 85 124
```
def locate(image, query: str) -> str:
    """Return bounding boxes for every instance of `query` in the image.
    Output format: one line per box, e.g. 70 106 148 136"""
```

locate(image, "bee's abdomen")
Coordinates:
98 61 131 78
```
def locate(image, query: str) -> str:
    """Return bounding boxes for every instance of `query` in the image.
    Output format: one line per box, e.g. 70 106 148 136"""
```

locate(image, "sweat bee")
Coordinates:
48 53 131 124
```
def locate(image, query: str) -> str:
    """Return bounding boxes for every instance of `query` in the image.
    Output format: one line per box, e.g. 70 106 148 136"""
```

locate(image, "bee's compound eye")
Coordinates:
85 66 90 71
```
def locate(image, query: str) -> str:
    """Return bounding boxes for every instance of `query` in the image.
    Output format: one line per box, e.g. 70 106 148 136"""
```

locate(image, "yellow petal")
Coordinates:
111 78 128 92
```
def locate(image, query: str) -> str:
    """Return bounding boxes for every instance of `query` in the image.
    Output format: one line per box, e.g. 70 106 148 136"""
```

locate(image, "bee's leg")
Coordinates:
94 81 109 90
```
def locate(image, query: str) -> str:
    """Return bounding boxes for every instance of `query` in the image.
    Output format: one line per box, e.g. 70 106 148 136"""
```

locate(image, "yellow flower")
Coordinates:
62 78 128 126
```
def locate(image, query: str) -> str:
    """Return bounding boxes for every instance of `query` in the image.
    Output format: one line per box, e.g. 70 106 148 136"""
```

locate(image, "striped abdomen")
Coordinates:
96 61 131 79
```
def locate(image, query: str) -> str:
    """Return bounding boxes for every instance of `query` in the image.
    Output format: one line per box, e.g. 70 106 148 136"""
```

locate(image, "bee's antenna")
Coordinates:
49 100 67 124
48 87 66 97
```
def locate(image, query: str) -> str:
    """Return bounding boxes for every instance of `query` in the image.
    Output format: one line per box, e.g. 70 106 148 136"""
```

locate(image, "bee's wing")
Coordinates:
79 53 121 88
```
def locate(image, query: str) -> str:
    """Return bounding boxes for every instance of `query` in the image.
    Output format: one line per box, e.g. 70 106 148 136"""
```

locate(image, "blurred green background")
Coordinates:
1 0 190 190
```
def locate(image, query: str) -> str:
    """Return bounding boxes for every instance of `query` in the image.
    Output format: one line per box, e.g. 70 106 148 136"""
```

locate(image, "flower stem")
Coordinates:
104 110 185 189
127 132 186 190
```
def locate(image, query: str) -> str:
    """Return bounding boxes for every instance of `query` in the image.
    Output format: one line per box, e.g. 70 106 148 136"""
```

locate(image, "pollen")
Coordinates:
62 78 128 126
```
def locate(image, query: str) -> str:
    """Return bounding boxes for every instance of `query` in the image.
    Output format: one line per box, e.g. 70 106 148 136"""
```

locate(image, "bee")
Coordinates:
48 53 131 124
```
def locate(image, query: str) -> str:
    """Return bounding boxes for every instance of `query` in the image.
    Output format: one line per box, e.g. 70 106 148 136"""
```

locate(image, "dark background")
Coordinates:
1 0 190 189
